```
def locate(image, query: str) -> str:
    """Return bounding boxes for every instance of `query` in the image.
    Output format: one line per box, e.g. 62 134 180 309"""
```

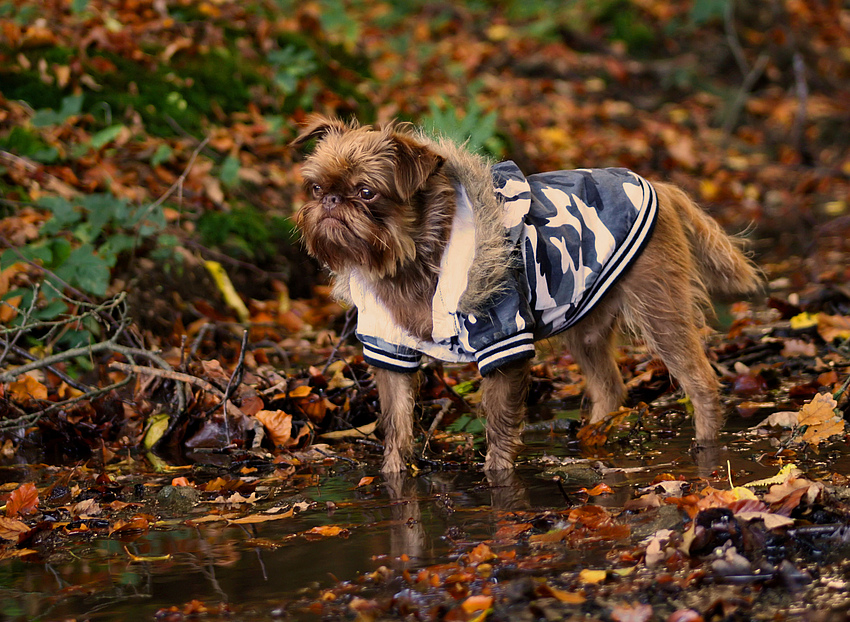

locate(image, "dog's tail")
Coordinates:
654 182 762 297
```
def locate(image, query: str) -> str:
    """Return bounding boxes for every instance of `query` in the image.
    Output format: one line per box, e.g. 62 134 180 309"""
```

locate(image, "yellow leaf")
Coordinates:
305 525 347 537
320 421 378 440
143 412 170 450
204 260 249 322
228 508 295 524
790 312 819 330
579 569 607 584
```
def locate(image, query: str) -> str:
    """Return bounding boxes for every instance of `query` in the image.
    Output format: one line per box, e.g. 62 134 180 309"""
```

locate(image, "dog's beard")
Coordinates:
297 199 417 278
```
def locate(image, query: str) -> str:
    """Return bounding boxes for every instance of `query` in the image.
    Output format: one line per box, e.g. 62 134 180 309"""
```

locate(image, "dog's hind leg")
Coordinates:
618 214 724 442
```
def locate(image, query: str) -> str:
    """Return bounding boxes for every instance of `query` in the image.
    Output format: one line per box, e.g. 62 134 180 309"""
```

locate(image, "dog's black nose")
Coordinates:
322 194 342 210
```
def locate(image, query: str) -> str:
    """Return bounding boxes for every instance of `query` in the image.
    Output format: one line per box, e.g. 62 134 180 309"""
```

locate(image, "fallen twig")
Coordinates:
109 361 246 418
0 375 133 430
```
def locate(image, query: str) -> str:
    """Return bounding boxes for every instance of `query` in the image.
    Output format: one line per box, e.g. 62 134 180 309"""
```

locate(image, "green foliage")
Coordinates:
0 126 59 163
689 0 729 25
31 94 84 128
197 206 296 262
446 413 486 437
1 192 171 347
420 98 503 157
268 45 318 96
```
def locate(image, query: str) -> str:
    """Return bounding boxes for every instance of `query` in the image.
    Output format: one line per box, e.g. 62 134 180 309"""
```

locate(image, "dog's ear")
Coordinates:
391 133 445 200
290 115 352 148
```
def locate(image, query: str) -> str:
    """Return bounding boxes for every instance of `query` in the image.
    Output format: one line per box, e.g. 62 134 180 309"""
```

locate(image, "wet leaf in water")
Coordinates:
6 483 38 518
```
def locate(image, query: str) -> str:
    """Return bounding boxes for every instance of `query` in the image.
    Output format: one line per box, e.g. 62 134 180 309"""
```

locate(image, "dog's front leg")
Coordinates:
482 359 531 471
373 368 417 473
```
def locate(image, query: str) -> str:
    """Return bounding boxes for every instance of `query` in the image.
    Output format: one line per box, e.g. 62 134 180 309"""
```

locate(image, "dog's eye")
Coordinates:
311 184 323 198
358 187 377 201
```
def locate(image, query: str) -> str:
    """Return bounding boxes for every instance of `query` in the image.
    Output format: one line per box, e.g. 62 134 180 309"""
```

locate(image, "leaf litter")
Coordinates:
1 0 850 619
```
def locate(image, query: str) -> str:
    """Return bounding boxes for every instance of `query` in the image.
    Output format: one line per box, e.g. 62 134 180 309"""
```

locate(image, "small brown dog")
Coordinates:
293 115 760 472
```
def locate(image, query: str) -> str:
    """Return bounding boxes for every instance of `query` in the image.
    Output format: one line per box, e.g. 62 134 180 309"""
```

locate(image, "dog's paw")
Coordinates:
483 452 516 472
380 453 408 473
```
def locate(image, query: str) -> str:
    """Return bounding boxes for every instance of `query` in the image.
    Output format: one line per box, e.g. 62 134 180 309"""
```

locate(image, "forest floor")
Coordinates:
1 0 850 619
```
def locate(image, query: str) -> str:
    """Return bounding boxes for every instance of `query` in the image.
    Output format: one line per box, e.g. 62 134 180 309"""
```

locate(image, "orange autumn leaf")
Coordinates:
461 595 493 614
581 483 614 496
204 477 228 492
304 525 349 538
171 477 192 487
289 385 313 398
356 476 375 487
467 543 498 564
109 516 151 535
255 409 293 447
6 482 38 518
7 374 48 404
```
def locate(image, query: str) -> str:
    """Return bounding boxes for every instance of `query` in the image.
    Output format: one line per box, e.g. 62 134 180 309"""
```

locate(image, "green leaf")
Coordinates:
219 154 241 188
38 196 81 234
54 244 111 296
31 94 84 127
89 124 124 149
150 144 173 166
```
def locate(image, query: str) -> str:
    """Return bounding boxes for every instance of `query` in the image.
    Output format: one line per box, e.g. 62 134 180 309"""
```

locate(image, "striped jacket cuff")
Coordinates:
475 332 536 376
362 342 422 374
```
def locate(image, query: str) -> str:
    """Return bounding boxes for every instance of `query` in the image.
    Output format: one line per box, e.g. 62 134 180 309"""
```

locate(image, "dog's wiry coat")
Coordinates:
293 116 761 472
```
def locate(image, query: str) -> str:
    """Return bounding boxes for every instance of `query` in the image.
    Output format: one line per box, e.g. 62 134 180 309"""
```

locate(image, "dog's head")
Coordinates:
291 115 444 277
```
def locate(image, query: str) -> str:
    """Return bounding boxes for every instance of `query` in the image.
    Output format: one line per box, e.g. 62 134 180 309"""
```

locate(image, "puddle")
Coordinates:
4 416 846 621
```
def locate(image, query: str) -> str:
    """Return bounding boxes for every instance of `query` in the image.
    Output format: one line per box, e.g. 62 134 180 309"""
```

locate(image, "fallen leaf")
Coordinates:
578 569 607 584
229 509 295 524
123 545 171 562
752 411 798 429
734 511 794 529
110 516 151 535
580 483 614 496
0 517 29 540
624 492 662 511
817 313 850 342
210 492 258 504
538 583 586 604
356 476 375 488
461 595 493 614
320 421 378 440
798 392 844 445
611 602 653 622
171 477 192 487
304 525 349 538
6 483 38 518
289 385 313 398
71 498 102 518
255 409 293 447
7 375 47 404
467 543 497 564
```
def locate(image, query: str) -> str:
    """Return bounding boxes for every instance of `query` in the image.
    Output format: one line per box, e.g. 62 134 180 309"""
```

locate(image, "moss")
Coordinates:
87 47 268 135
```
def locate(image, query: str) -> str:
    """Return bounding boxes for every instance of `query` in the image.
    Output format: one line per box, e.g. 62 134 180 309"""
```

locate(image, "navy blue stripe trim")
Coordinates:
475 332 536 376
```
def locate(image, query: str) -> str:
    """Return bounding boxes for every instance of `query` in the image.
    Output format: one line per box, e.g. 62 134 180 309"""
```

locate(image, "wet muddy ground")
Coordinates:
3 413 850 621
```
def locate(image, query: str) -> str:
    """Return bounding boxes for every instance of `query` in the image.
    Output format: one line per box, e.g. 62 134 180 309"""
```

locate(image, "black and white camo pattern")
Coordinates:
352 161 658 375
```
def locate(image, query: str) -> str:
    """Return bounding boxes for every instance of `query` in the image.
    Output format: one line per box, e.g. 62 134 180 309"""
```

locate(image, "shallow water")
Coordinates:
5 416 846 621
